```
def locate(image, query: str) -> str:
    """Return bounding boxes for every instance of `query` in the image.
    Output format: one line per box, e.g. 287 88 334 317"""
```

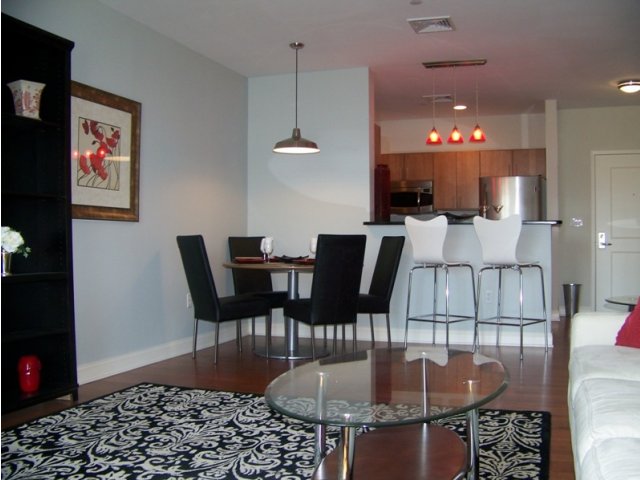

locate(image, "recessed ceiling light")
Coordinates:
617 80 640 93
454 104 467 111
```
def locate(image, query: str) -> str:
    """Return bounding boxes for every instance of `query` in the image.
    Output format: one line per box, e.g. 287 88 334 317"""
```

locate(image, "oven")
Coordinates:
390 180 434 215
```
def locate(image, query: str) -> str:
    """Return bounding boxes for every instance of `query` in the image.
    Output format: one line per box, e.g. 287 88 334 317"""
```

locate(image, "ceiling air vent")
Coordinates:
422 94 453 103
408 16 455 34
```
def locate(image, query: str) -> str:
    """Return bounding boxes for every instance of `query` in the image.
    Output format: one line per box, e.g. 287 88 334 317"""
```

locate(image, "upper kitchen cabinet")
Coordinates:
480 150 512 177
433 151 479 210
381 148 545 210
513 148 546 177
381 152 433 182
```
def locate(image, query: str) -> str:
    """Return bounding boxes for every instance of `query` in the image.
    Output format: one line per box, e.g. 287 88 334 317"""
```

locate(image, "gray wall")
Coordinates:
3 0 249 379
557 106 640 308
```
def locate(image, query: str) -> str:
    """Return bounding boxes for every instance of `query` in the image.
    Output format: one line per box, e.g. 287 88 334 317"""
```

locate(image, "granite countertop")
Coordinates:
364 219 562 226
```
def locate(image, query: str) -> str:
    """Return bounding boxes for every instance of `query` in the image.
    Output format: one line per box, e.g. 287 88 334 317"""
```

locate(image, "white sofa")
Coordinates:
569 311 640 479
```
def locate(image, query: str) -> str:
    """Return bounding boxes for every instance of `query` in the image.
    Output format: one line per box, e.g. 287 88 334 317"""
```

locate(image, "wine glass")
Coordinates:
309 237 317 257
262 237 274 262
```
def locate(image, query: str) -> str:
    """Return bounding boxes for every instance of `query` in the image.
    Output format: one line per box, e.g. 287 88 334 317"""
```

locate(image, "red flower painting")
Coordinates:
75 118 121 190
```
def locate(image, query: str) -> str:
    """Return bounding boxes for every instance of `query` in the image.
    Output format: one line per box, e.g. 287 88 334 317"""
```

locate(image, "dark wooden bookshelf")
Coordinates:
1 13 77 413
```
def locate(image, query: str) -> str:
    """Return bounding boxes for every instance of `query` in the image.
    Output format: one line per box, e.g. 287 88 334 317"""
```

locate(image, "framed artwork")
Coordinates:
70 81 141 221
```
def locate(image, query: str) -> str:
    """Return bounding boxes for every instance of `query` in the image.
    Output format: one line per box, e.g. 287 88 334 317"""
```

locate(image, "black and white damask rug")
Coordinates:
1 383 549 479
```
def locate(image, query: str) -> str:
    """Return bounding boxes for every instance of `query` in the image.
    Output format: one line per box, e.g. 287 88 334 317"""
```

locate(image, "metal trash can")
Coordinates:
563 283 582 320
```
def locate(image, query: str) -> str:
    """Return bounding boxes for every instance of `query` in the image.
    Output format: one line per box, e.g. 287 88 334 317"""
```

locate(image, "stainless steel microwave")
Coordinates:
390 180 434 215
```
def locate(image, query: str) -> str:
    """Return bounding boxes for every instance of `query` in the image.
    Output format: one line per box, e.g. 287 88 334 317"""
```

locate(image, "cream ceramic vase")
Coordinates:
7 79 46 119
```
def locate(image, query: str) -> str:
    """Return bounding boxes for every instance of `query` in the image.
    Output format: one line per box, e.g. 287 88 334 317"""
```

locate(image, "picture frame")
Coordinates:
70 81 141 221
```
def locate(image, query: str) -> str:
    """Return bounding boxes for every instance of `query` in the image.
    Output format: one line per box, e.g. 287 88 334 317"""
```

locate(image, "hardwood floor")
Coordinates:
2 321 575 479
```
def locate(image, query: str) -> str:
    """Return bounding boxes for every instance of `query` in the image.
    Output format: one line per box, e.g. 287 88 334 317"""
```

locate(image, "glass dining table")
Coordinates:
223 259 325 359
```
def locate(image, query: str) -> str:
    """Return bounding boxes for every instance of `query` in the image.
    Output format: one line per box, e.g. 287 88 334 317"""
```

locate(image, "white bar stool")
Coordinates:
404 215 477 349
472 214 548 360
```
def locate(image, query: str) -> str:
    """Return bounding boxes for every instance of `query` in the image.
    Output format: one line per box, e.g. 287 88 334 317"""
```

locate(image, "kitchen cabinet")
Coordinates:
383 153 405 181
1 14 77 412
513 148 546 176
405 153 434 180
433 151 479 210
381 152 433 182
383 148 545 210
480 150 512 177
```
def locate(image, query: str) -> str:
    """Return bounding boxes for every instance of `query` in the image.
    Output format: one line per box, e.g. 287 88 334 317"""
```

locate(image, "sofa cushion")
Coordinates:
580 437 640 480
568 345 640 402
572 378 640 465
616 297 640 348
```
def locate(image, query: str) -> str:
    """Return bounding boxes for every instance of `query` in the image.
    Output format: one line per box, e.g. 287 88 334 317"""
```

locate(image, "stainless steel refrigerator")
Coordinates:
479 175 546 220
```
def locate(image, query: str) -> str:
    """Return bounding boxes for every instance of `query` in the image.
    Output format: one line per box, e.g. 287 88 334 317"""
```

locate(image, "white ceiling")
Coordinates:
98 0 640 121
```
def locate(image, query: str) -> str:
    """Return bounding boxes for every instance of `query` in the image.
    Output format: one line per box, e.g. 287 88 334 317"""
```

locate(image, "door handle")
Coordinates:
598 232 612 249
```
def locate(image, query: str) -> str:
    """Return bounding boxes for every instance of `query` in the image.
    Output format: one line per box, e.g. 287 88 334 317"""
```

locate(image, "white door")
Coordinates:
593 151 640 310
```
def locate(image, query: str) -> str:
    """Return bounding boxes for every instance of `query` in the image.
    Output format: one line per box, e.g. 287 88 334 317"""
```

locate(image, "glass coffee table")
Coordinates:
265 347 509 479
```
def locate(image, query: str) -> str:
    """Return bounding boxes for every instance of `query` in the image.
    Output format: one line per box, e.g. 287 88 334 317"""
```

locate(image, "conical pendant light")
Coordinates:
426 68 442 145
469 66 486 143
447 67 463 144
273 42 319 154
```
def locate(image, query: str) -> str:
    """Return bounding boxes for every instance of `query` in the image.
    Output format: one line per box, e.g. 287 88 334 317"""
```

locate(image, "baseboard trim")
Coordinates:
77 326 235 385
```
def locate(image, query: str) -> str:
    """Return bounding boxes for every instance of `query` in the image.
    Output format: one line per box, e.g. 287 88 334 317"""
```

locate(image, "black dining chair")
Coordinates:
228 236 288 350
283 234 366 360
357 236 405 348
177 235 271 363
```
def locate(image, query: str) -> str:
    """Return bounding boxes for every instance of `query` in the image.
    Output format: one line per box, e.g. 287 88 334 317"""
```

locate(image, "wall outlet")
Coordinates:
484 290 493 303
186 292 192 309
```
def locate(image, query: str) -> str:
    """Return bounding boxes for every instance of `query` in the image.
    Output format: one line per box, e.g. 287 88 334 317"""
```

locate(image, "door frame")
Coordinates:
590 149 640 310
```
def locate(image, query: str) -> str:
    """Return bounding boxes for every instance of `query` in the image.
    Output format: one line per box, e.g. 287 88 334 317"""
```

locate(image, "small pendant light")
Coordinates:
426 68 442 145
273 42 319 154
469 66 486 143
447 66 464 144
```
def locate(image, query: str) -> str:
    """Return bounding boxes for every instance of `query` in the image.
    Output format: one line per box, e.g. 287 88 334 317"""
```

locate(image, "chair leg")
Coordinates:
213 322 220 364
468 264 477 350
265 313 272 358
311 327 317 360
518 267 524 361
192 317 199 358
236 320 242 353
369 314 375 345
385 313 392 348
404 268 416 349
251 317 256 351
352 323 357 352
444 265 450 349
496 268 504 346
474 270 483 352
537 265 549 353
432 267 438 344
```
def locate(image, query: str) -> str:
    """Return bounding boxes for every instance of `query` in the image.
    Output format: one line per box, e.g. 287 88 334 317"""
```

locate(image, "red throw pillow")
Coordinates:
616 297 640 348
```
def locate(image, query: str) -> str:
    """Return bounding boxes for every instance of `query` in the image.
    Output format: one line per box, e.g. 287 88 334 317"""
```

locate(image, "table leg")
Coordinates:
337 425 357 480
286 270 300 357
281 270 328 360
466 408 480 480
254 269 328 360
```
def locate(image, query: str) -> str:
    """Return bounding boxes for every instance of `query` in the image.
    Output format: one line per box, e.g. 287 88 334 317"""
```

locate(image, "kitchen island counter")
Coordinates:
362 219 559 349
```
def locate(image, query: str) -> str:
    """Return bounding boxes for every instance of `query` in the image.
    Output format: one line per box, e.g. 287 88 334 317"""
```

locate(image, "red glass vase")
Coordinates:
18 355 42 394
